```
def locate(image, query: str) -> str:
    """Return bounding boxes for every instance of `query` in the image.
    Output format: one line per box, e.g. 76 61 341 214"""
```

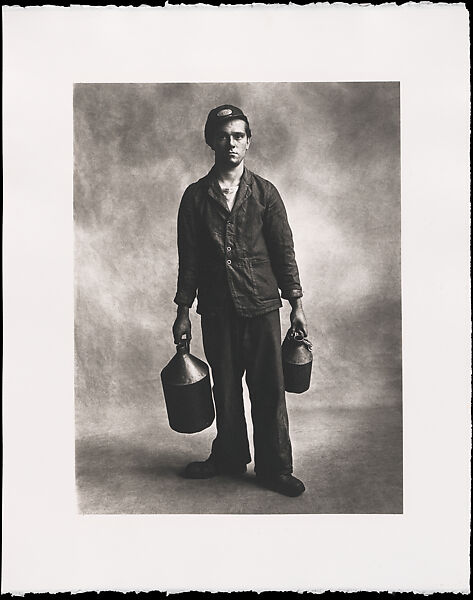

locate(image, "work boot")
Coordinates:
256 474 306 497
182 457 247 479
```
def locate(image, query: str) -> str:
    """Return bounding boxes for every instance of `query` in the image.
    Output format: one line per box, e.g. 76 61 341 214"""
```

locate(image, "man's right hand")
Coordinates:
172 306 191 345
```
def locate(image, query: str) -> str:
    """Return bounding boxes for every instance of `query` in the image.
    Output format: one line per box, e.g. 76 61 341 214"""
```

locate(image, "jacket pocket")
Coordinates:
250 258 280 301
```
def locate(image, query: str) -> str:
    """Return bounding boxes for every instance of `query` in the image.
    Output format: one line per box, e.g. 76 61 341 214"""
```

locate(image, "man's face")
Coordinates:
212 119 251 167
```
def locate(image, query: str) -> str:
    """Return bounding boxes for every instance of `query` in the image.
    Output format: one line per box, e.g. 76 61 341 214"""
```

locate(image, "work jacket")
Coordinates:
174 165 303 318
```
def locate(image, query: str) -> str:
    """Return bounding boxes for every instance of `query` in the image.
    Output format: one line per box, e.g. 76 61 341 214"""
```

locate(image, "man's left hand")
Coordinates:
289 298 308 337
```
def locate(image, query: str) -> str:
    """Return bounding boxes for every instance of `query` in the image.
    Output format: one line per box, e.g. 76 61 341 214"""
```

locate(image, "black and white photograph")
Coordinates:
74 82 403 514
3 4 470 595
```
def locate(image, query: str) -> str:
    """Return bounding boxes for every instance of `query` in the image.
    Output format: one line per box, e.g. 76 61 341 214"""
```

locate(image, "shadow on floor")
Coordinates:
75 405 403 514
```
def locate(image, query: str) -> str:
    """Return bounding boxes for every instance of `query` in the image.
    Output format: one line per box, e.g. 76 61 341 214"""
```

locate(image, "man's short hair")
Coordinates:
204 104 252 147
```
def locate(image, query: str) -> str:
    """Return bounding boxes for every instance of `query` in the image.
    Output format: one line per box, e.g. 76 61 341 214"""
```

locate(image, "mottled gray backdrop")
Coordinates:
74 82 401 446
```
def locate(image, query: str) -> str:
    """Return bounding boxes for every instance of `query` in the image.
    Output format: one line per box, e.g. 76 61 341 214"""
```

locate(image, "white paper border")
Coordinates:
3 4 470 594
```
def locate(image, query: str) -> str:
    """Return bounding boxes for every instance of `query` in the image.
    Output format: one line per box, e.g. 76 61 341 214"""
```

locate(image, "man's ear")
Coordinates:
246 137 251 150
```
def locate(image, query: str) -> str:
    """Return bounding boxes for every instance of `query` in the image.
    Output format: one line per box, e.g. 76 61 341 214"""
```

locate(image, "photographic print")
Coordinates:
74 82 402 514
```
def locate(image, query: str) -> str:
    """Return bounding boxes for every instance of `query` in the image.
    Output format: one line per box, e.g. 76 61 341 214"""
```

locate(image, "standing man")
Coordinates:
172 104 308 497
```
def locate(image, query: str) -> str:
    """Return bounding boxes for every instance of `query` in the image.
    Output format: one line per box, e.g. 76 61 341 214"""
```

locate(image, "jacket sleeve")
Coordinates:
263 183 303 300
173 186 200 307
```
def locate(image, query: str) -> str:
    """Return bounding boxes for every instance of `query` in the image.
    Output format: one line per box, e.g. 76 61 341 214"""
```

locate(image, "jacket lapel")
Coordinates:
230 167 252 217
206 168 230 214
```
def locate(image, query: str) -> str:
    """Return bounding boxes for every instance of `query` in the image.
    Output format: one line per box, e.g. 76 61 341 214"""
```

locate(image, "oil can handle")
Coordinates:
287 328 313 351
176 334 190 353
288 329 305 341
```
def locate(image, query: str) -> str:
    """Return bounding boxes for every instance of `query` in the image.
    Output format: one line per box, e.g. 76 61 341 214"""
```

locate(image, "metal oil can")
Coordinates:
161 339 215 433
281 329 313 394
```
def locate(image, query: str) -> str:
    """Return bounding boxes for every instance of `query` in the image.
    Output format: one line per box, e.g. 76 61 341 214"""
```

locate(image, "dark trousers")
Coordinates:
201 301 293 477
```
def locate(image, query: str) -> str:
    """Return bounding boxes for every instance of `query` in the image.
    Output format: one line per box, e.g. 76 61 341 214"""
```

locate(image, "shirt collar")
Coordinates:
208 164 251 185
206 165 253 213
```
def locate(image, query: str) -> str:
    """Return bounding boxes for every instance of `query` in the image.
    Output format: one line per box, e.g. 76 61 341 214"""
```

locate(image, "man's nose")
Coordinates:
229 136 237 147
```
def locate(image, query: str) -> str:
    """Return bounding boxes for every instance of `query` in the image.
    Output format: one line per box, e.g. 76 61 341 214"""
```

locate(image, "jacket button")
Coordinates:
227 246 231 252
227 259 231 265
